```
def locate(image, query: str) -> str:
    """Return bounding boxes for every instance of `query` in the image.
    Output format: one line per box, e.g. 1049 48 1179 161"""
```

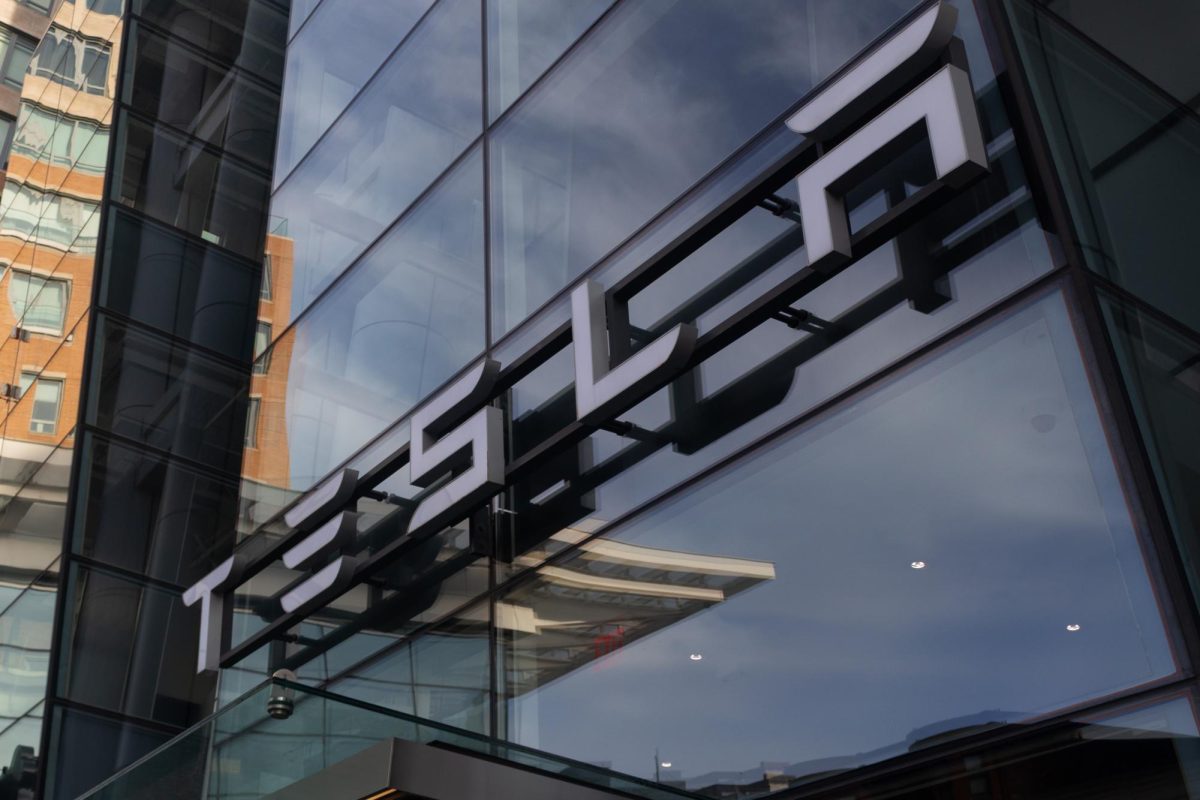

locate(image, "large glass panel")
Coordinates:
124 21 281 171
98 207 262 362
488 0 916 336
54 563 216 728
1006 0 1200 333
44 704 173 800
485 0 613 121
273 0 435 182
85 314 250 474
1040 0 1200 109
131 0 288 84
71 432 240 587
268 0 482 324
112 113 272 261
1100 293 1200 606
497 292 1176 795
250 146 483 494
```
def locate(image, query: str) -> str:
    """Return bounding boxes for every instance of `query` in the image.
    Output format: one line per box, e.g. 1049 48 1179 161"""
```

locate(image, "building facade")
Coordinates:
3 0 1200 798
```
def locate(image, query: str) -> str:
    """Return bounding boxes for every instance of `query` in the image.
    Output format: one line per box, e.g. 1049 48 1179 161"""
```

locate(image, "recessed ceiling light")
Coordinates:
910 561 927 569
1066 624 1081 632
689 653 703 661
661 762 672 768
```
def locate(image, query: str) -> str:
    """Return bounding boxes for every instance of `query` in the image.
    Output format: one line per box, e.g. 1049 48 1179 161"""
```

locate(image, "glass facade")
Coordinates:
1 0 1199 798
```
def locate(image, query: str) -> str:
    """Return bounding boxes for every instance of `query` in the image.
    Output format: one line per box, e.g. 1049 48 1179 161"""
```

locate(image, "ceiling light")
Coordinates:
910 561 926 569
1066 624 1081 632
689 653 703 661
661 762 672 768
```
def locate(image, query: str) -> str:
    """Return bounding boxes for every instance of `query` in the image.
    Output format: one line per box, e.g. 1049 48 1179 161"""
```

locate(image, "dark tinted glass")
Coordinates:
45 705 172 800
112 114 273 261
124 21 281 170
497 293 1174 794
85 314 249 474
99 207 261 361
1100 294 1200 604
72 432 239 587
54 564 215 729
131 0 288 83
1007 0 1200 332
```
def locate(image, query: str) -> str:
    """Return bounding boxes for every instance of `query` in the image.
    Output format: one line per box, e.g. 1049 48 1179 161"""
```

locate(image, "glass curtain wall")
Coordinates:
207 1 1199 798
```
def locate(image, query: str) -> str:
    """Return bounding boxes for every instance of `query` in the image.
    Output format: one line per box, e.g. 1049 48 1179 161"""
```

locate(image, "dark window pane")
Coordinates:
124 22 281 170
86 314 249 474
99 207 262 362
45 705 173 800
1006 0 1200 333
72 432 239 587
497 293 1175 793
54 563 216 728
1100 294 1200 605
131 0 287 83
274 0 434 180
269 0 482 324
112 114 273 261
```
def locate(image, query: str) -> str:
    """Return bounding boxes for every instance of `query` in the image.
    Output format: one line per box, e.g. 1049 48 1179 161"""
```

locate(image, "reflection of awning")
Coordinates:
501 528 775 693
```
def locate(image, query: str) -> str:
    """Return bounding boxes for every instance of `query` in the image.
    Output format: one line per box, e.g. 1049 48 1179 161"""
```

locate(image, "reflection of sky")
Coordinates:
490 0 917 334
504 295 1174 786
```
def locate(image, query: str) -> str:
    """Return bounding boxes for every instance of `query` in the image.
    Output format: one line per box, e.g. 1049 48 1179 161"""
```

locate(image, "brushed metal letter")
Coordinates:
572 279 696 425
408 359 504 536
182 555 245 674
796 64 986 271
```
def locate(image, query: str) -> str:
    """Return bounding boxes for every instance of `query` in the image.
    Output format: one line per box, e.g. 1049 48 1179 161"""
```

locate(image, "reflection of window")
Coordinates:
252 321 271 374
245 396 260 447
18 372 62 435
9 271 67 334
0 26 35 90
81 43 109 95
12 107 109 172
33 28 74 85
15 0 50 14
33 27 110 95
260 254 272 300
85 0 122 14
0 181 100 250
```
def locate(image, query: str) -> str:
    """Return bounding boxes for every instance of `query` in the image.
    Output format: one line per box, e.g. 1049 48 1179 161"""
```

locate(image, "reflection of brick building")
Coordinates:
0 2 121 541
239 228 294 534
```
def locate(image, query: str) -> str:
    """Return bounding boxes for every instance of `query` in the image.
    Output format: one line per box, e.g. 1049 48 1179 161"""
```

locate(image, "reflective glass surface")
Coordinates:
124 21 281 171
85 314 250 474
273 0 434 182
98 207 262 362
269 0 482 324
54 563 215 728
485 0 613 121
1100 294 1200 606
112 114 273 261
1007 0 1200 333
497 293 1174 794
71 432 240 586
251 146 484 493
488 0 916 336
